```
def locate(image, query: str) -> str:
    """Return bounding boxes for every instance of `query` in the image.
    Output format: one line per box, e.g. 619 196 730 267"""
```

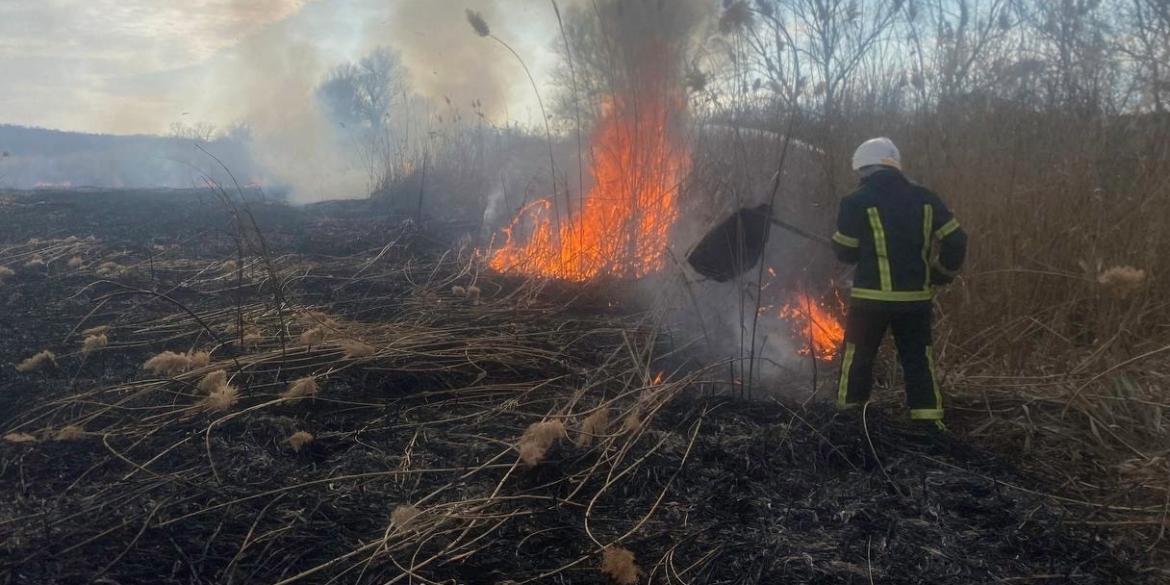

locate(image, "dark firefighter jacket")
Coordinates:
831 169 967 308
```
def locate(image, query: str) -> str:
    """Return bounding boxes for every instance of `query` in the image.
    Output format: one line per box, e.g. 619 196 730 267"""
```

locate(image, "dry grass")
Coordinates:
143 350 209 377
95 262 124 277
467 285 482 305
81 334 108 355
517 420 567 466
67 256 83 269
287 431 314 452
601 546 640 585
0 266 14 281
1097 265 1147 298
15 350 56 372
82 325 109 337
221 260 238 273
452 285 467 297
23 255 45 269
202 384 239 412
242 332 263 347
283 376 320 400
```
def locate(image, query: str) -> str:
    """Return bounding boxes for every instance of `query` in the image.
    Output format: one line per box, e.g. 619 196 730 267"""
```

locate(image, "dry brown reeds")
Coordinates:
143 350 210 377
577 409 610 447
4 432 37 444
82 325 109 337
197 370 228 394
299 327 327 346
202 385 239 412
338 339 375 358
53 425 85 441
391 505 422 530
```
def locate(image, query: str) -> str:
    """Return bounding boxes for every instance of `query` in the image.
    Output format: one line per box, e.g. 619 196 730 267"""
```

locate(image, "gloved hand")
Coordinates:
930 268 954 287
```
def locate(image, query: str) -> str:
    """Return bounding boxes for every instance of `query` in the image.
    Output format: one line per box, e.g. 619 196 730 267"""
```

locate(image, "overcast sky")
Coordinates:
0 0 560 135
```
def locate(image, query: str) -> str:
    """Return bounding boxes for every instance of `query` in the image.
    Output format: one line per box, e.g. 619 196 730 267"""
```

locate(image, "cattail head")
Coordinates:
452 285 467 297
67 256 83 269
466 9 491 37
300 327 327 346
467 285 482 305
287 431 314 452
338 339 376 358
16 350 56 372
517 420 567 466
82 334 108 355
391 505 422 530
1098 266 1147 298
203 384 239 412
54 425 85 441
576 409 610 448
82 325 109 337
197 370 229 394
4 432 37 444
283 376 320 400
601 546 641 585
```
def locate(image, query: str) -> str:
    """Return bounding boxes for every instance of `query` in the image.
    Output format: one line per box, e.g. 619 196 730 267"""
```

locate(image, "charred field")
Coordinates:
0 189 1156 584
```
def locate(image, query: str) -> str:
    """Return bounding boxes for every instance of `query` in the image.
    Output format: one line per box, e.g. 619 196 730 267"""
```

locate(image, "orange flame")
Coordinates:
779 293 845 361
490 92 686 280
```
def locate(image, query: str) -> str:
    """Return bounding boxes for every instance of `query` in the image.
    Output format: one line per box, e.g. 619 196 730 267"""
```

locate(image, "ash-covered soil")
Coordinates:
0 189 1155 584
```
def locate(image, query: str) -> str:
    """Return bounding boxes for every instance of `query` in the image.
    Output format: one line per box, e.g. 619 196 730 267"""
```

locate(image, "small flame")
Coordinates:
779 293 845 361
652 371 664 385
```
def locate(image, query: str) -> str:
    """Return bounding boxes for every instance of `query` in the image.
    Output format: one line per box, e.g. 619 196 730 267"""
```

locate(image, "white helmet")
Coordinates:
851 137 901 171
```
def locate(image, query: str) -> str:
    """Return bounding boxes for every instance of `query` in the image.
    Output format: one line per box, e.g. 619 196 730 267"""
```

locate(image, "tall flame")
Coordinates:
490 93 687 280
779 293 846 361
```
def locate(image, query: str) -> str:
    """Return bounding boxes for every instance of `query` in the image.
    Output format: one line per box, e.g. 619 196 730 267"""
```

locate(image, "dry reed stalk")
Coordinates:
16 350 56 372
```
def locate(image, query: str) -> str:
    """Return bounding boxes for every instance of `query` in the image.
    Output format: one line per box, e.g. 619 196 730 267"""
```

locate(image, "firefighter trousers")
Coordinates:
836 304 944 420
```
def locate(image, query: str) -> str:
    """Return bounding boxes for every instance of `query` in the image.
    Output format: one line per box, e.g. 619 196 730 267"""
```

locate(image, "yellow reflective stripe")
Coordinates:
935 218 960 239
851 288 933 302
837 343 856 407
910 409 945 420
832 231 860 248
866 208 892 291
922 204 933 290
926 345 943 411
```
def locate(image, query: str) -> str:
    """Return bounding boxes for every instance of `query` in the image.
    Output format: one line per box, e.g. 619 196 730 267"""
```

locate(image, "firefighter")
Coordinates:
831 137 967 432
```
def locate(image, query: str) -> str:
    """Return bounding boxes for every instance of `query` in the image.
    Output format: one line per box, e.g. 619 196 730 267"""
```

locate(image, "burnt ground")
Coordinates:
0 189 1158 584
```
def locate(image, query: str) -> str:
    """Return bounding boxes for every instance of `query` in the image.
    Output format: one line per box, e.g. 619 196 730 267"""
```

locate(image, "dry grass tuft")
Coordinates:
283 376 320 400
242 331 263 347
24 255 45 269
4 432 37 444
601 546 641 585
63 235 79 243
467 285 482 305
517 420 567 466
82 325 109 337
0 266 14 281
16 350 56 372
1098 265 1147 298
338 339 376 358
576 409 610 448
202 384 239 412
299 311 339 330
300 327 327 346
287 431 314 452
82 334 108 355
221 260 238 273
189 351 211 369
54 425 85 441
67 256 83 269
391 505 422 529
197 370 228 394
452 285 467 297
